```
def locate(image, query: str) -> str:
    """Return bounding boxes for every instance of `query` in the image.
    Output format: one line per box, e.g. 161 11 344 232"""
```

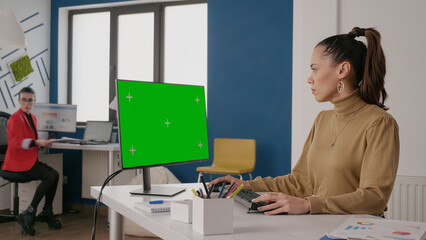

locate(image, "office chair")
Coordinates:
196 138 256 182
0 111 32 221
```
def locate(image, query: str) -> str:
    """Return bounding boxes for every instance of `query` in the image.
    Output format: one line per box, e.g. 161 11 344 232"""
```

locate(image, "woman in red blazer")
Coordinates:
1 87 61 235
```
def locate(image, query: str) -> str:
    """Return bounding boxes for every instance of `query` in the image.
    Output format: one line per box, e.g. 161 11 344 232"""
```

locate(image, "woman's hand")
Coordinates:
35 139 53 148
207 175 252 190
252 192 311 215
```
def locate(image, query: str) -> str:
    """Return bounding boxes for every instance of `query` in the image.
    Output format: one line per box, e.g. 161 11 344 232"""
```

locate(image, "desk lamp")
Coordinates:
0 10 27 49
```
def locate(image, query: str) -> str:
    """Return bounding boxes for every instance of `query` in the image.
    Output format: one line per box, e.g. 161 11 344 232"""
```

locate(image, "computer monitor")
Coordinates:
116 79 209 196
31 103 77 133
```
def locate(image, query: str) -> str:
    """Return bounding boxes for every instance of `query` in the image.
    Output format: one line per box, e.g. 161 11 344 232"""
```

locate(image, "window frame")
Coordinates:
67 0 207 125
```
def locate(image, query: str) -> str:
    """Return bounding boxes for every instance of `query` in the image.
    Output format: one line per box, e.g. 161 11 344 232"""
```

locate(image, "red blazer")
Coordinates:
2 108 39 172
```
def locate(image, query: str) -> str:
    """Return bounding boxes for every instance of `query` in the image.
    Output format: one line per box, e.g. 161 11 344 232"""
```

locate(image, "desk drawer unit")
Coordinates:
81 150 136 199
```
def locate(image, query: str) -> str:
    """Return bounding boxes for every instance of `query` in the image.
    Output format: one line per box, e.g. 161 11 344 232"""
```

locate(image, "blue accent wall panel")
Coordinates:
171 0 293 182
210 0 293 179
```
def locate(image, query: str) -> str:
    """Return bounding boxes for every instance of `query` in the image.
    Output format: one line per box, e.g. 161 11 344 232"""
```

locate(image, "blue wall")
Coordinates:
171 0 293 182
50 0 293 202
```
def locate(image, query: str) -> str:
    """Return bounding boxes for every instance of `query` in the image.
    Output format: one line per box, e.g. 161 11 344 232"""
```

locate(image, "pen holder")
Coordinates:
192 196 234 235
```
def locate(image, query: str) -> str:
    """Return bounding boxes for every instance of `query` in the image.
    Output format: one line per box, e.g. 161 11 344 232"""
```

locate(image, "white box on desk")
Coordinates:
171 200 193 223
192 196 233 235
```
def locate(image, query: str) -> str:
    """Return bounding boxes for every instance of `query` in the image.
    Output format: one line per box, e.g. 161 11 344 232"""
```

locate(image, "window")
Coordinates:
71 12 110 122
69 1 207 123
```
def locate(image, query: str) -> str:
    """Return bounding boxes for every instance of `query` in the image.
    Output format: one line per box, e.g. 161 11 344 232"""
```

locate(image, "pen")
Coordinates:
206 183 215 199
199 174 209 197
149 199 190 204
228 183 244 198
223 182 239 198
218 182 227 198
221 182 235 198
198 188 205 198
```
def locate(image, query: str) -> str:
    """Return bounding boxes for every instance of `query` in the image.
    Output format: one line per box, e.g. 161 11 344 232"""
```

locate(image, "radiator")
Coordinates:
386 175 426 222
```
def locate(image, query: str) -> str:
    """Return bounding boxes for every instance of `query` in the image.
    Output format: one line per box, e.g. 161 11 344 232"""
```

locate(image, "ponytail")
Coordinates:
317 27 388 110
353 27 388 110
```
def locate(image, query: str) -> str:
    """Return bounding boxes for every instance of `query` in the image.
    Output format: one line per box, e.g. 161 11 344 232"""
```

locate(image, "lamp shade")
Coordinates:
0 10 27 49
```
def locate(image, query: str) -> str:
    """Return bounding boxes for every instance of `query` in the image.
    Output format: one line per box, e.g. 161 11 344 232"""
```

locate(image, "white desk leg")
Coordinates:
110 210 124 240
108 150 114 186
108 150 115 225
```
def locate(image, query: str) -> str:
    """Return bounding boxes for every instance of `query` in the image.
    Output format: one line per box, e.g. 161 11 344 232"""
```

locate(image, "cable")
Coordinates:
91 169 122 240
0 182 11 188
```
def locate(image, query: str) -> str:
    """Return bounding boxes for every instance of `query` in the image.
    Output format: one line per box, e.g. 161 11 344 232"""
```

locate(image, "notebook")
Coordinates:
134 201 171 213
57 121 113 145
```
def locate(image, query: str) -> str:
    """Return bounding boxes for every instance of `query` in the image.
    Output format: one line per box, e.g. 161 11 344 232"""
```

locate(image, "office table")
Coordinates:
50 143 120 186
91 183 370 240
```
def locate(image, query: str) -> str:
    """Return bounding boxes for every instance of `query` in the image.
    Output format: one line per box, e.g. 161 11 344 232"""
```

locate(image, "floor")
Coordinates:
0 206 161 240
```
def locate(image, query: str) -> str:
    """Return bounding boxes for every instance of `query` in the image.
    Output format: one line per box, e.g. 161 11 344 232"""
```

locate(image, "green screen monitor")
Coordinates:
116 79 209 196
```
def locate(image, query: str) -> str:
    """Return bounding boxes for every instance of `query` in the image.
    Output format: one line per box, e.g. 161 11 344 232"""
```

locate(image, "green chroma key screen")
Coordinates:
116 80 209 169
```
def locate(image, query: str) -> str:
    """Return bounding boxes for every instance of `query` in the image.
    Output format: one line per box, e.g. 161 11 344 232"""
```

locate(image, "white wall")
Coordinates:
0 0 51 210
293 0 426 177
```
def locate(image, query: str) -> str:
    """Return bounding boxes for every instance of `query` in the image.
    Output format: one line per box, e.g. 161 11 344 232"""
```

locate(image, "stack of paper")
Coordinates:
327 217 426 240
134 201 171 213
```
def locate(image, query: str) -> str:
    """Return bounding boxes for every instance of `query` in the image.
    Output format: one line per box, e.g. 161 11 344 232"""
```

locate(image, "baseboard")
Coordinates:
0 208 10 214
63 202 108 216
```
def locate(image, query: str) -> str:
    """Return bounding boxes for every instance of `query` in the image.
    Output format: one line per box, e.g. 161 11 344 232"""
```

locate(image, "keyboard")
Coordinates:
80 140 109 145
234 189 288 214
234 189 268 213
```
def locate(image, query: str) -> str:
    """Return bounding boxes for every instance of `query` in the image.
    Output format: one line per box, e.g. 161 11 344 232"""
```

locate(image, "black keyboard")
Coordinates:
234 189 288 214
80 140 109 145
234 189 268 213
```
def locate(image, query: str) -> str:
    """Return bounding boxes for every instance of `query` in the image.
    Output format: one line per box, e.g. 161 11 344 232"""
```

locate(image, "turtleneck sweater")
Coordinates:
249 90 400 215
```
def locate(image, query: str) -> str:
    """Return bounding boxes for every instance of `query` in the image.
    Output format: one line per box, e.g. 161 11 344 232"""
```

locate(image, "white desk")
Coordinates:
50 143 120 186
91 183 370 240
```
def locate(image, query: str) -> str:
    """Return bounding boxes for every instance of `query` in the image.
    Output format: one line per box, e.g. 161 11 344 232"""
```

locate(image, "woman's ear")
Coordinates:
338 61 351 79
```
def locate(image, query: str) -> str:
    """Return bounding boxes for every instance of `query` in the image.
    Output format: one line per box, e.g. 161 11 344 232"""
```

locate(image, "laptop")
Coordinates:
57 121 113 145
80 121 113 145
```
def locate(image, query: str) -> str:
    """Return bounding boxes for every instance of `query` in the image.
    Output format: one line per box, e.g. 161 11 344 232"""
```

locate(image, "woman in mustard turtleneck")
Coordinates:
210 27 399 216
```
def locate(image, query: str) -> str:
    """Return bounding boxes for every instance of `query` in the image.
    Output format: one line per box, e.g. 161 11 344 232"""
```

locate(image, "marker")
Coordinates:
192 189 199 197
221 182 235 198
149 199 190 204
218 182 227 198
199 174 209 196
228 183 244 198
223 182 239 198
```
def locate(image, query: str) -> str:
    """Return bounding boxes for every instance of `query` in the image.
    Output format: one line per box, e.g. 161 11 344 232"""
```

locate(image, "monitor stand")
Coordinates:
130 168 185 197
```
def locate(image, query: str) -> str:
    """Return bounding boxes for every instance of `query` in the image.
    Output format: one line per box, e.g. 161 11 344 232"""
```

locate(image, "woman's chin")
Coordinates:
314 96 326 103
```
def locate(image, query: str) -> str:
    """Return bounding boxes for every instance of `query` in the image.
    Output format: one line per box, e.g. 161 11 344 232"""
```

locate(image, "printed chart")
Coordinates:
327 217 426 240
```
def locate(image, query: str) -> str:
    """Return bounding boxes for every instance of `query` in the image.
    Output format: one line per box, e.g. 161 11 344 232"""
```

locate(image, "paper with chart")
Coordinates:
327 217 426 240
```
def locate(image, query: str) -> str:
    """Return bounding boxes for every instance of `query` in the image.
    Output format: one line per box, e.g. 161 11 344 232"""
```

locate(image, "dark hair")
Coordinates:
18 87 35 99
316 27 388 110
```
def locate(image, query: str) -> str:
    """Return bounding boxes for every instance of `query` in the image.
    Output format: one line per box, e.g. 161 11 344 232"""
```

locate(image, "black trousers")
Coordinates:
23 161 59 211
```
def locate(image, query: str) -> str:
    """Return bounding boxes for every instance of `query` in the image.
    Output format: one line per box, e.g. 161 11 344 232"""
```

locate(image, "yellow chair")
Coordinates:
196 138 256 182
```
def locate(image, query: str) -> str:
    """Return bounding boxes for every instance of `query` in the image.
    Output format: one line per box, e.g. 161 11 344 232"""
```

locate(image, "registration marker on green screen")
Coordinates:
116 80 209 170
